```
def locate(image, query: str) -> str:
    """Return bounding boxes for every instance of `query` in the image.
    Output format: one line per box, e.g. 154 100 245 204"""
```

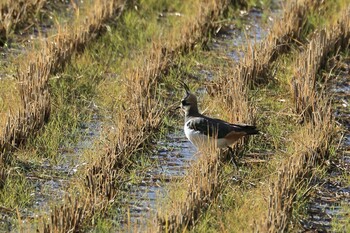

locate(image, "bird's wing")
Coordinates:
186 117 234 138
187 117 259 138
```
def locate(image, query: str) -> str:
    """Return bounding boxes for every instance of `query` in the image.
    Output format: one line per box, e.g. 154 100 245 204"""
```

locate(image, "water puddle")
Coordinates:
122 133 196 228
210 8 270 61
23 113 102 223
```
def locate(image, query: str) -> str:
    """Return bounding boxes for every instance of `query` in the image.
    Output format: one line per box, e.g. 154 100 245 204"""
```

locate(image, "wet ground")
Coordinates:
209 8 270 61
301 57 350 232
119 6 273 231
122 133 196 228
21 114 102 226
0 0 83 79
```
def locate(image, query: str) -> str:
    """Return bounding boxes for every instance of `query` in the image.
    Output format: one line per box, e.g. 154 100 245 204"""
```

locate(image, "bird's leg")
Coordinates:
227 146 238 168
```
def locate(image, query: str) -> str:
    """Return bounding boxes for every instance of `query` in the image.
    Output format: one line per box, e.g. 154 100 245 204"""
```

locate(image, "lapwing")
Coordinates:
180 82 259 155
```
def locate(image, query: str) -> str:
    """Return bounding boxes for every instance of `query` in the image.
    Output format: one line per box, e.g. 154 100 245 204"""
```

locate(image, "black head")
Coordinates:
179 82 198 115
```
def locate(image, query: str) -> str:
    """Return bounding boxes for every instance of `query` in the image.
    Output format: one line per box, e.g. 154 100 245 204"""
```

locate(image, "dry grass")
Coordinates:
153 1 350 232
260 103 333 232
0 0 46 42
0 0 125 157
220 0 321 86
257 7 350 232
155 147 222 232
0 0 347 231
153 0 324 231
32 0 231 231
0 0 126 229
292 7 350 122
154 56 252 231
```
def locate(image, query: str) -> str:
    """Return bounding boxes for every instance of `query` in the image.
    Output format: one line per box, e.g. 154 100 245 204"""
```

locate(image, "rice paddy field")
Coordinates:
0 0 349 232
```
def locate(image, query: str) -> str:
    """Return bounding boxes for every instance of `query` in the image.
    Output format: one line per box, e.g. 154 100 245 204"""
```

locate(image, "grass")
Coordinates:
152 1 349 232
0 0 231 231
0 1 80 130
0 173 33 209
0 0 348 232
332 202 350 232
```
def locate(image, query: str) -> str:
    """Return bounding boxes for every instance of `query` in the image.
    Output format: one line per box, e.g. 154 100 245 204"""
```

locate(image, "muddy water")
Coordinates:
122 133 196 228
23 114 102 223
119 7 273 231
301 60 350 231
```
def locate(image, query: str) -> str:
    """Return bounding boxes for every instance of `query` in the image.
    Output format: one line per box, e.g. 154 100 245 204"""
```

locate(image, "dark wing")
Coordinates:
186 117 236 138
229 123 259 135
187 117 259 138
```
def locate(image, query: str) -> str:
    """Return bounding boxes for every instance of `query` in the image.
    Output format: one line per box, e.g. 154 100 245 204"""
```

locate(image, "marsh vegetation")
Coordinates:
0 0 349 232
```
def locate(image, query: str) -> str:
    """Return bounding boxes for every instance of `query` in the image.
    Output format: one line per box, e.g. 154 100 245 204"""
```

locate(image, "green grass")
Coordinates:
2 0 347 231
4 0 219 230
0 173 33 209
332 202 350 232
301 0 350 39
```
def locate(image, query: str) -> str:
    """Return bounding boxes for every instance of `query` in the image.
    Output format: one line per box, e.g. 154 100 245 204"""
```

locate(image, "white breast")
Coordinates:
184 121 229 149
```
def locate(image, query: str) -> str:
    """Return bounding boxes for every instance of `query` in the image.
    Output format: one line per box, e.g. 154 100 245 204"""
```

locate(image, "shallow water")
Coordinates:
24 114 102 221
209 8 269 61
121 133 196 228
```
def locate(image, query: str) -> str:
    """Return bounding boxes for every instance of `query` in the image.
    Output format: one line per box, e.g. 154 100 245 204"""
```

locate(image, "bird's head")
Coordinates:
180 82 198 115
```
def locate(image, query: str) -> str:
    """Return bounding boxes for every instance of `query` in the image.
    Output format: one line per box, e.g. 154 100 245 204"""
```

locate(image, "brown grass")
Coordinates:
153 1 350 232
257 7 350 232
0 0 125 158
0 0 125 229
34 0 231 231
156 148 222 232
292 7 350 122
0 0 46 42
259 102 333 232
222 0 320 86
153 0 324 231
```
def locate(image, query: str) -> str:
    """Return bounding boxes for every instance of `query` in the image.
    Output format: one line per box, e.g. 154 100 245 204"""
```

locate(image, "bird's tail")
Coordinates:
234 124 260 135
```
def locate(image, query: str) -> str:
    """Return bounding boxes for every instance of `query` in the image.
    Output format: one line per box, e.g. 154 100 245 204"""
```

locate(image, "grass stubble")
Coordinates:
329 49 350 232
0 0 349 232
152 0 322 231
153 0 350 232
0 0 233 232
260 6 350 232
0 0 126 231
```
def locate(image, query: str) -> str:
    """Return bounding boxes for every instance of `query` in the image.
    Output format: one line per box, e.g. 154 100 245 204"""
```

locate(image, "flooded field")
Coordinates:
0 0 349 232
119 6 277 230
124 134 195 226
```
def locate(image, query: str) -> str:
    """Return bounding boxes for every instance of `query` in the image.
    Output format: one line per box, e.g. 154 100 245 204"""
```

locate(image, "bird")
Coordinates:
179 82 259 155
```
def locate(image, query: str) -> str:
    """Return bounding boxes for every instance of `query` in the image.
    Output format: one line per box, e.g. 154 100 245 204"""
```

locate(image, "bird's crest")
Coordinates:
179 81 191 96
